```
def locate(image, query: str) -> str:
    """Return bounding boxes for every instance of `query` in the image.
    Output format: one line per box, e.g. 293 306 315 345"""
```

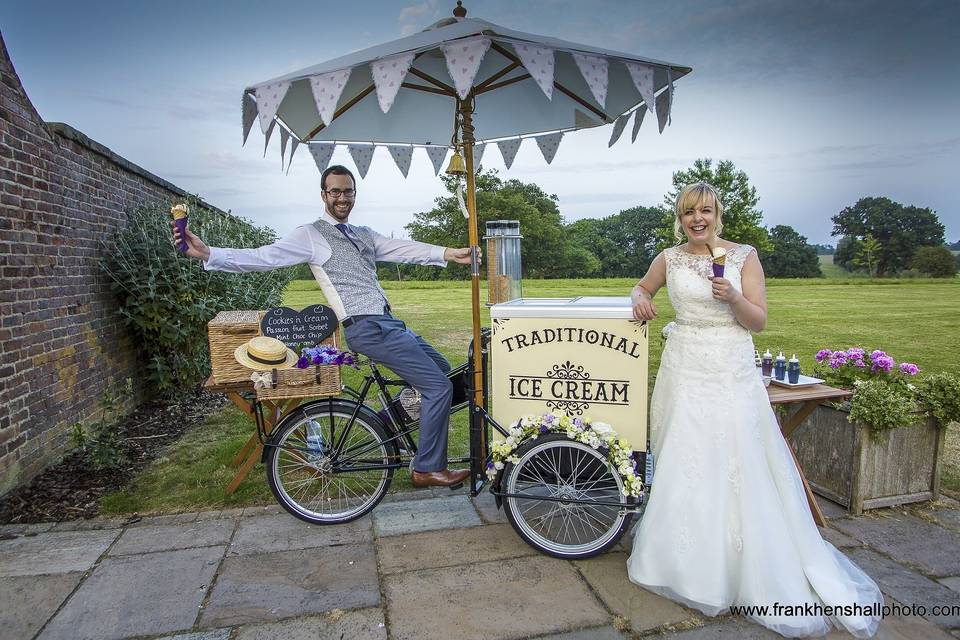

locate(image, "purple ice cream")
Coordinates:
171 204 188 253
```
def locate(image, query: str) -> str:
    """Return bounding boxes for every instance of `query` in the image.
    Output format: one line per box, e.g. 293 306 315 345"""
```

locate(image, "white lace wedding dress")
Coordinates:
626 245 882 638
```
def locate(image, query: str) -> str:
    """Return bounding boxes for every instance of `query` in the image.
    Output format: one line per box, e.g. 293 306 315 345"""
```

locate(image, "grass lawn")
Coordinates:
101 276 960 515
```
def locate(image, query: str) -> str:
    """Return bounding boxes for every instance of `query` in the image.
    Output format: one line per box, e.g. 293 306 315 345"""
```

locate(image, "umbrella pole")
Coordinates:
459 100 485 412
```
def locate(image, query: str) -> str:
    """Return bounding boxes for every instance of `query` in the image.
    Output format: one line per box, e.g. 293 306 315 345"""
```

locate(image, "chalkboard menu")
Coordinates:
260 305 338 348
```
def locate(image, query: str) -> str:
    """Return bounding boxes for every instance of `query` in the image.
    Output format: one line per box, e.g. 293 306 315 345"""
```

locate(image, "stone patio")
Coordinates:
1 490 958 640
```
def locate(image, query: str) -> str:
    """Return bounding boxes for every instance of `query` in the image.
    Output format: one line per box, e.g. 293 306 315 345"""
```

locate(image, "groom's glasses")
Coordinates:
323 189 356 199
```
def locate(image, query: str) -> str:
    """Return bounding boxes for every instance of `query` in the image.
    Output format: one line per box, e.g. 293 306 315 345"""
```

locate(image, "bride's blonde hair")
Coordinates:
673 182 724 243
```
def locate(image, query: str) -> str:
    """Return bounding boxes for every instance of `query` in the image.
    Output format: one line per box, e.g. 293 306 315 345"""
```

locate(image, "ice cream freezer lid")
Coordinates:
489 296 635 319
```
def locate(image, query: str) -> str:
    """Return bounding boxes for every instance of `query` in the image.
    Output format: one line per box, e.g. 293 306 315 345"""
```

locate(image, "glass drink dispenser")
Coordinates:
484 220 522 305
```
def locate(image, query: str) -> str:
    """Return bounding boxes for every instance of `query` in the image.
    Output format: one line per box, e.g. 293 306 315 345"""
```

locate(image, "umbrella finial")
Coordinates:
453 1 467 18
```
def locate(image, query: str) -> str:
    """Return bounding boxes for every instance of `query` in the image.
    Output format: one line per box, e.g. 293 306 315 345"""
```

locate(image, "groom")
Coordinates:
174 165 473 488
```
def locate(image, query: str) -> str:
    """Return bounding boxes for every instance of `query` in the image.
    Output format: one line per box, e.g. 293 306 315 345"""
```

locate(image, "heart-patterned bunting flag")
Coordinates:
572 52 608 107
472 143 485 168
348 144 375 178
286 138 300 175
534 132 563 164
441 36 491 99
608 113 630 147
279 127 290 169
513 43 555 99
255 80 291 134
656 86 671 133
424 146 448 175
624 61 656 114
631 107 646 142
263 119 276 157
309 68 352 126
308 143 335 173
371 52 416 114
497 138 523 169
387 145 414 178
242 93 257 146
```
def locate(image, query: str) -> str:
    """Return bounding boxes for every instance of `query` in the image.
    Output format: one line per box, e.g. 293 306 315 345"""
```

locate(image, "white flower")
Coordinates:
662 321 677 339
591 422 615 438
494 461 504 470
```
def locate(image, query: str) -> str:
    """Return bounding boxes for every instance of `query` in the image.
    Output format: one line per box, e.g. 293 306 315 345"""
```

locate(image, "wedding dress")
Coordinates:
626 245 882 638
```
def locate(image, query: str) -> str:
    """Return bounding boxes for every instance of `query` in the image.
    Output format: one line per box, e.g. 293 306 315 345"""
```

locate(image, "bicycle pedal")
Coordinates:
449 482 464 491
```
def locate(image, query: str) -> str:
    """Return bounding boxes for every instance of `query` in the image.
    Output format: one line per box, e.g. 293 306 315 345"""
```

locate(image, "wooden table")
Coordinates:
767 382 852 527
204 376 306 494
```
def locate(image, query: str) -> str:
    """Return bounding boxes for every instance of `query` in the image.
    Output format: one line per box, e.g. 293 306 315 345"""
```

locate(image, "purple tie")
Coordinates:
335 223 360 251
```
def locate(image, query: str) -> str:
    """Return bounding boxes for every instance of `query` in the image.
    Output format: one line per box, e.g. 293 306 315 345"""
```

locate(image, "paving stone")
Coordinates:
0 572 84 639
50 517 125 531
200 543 379 628
0 529 118 577
650 618 777 638
131 512 200 527
846 547 960 628
241 504 284 517
384 556 609 639
938 577 960 594
372 495 481 537
194 510 229 522
38 545 223 640
381 488 445 503
229 513 372 556
159 630 232 640
110 519 235 556
0 521 57 535
233 608 387 640
823 613 956 639
574 552 698 633
471 489 508 524
819 525 861 549
927 508 960 533
377 522 535 575
218 507 246 519
532 626 628 639
833 512 960 577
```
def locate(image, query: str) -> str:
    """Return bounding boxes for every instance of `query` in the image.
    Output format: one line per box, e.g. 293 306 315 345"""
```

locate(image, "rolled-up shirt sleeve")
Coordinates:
204 225 328 272
367 228 447 266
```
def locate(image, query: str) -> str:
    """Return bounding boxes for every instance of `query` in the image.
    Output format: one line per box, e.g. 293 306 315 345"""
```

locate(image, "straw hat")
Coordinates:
234 336 298 371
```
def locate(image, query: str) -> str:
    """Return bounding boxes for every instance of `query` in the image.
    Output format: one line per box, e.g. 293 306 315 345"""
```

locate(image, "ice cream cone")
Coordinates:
711 246 726 278
171 204 189 253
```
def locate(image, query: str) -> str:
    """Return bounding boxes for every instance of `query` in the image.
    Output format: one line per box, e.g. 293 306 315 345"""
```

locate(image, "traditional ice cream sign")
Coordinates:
490 297 649 450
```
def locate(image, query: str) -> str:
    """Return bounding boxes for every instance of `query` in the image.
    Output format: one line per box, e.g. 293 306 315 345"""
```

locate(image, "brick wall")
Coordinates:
0 31 227 494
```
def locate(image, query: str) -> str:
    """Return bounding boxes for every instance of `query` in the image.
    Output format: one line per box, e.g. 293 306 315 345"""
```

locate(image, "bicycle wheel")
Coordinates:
502 433 635 559
265 399 398 524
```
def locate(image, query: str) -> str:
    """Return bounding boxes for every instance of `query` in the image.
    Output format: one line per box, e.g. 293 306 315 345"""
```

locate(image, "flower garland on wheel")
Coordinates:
486 412 645 498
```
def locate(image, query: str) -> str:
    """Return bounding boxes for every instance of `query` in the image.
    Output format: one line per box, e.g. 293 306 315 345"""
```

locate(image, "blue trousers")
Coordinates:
343 315 452 472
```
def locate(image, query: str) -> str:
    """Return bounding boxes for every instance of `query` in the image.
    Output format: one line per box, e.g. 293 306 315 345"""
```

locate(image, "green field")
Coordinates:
101 277 960 514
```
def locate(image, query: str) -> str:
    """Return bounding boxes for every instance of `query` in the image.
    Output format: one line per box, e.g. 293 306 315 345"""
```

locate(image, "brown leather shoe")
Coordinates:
411 468 470 488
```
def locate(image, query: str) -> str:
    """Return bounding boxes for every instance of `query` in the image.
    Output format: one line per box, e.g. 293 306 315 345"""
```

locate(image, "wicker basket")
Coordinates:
208 310 265 384
255 357 342 401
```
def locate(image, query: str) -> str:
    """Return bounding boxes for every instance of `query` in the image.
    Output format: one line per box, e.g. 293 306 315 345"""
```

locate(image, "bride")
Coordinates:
626 182 882 637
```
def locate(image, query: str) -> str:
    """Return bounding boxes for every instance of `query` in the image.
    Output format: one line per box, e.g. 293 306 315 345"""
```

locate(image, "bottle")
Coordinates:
788 354 801 384
774 351 787 381
305 419 325 458
761 349 774 377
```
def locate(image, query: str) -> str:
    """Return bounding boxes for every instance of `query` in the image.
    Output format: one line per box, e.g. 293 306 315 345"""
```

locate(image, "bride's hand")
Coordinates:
632 297 657 320
709 276 741 304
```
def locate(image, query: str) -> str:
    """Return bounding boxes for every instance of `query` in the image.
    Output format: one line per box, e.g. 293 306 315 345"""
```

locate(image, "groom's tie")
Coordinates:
334 223 360 251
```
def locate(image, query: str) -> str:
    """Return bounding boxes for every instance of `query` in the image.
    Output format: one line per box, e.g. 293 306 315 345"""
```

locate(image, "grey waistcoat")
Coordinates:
311 220 390 318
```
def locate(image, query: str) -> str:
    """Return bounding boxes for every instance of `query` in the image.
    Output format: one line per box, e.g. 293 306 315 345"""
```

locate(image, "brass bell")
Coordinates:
445 150 466 176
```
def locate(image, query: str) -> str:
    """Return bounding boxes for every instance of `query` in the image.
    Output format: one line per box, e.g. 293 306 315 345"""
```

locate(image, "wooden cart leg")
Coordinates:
224 400 300 495
775 401 826 527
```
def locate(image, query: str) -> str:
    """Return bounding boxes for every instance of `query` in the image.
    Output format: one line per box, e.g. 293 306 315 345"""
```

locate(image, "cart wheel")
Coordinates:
502 433 635 559
265 399 397 524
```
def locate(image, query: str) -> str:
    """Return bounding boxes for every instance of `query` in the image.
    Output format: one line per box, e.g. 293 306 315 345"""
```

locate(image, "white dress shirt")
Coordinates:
203 213 448 273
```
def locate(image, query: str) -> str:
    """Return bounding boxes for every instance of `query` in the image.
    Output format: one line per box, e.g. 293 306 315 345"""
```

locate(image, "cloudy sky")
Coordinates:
2 0 957 246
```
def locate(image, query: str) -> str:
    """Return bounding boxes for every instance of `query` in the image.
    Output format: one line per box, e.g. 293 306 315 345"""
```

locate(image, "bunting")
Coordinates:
371 52 416 113
387 145 414 177
348 144 375 178
631 108 646 142
242 93 257 146
624 62 656 114
424 146 448 175
441 36 491 99
513 43 555 99
535 132 563 164
572 52 608 107
308 143 335 174
286 138 300 175
473 143 486 168
608 113 630 147
309 68 352 126
279 128 290 169
254 81 291 134
263 119 276 157
497 138 523 169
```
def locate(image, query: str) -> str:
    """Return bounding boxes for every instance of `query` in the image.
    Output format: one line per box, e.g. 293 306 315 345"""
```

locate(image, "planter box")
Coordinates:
787 403 944 515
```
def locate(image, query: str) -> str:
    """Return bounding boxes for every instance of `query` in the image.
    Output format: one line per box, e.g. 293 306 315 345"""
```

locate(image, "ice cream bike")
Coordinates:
239 221 652 559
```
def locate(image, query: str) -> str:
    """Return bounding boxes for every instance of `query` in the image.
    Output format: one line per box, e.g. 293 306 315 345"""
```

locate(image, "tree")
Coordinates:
911 245 958 278
852 234 882 276
568 206 663 278
764 225 822 278
404 169 598 279
813 244 834 255
660 158 771 253
831 197 945 275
